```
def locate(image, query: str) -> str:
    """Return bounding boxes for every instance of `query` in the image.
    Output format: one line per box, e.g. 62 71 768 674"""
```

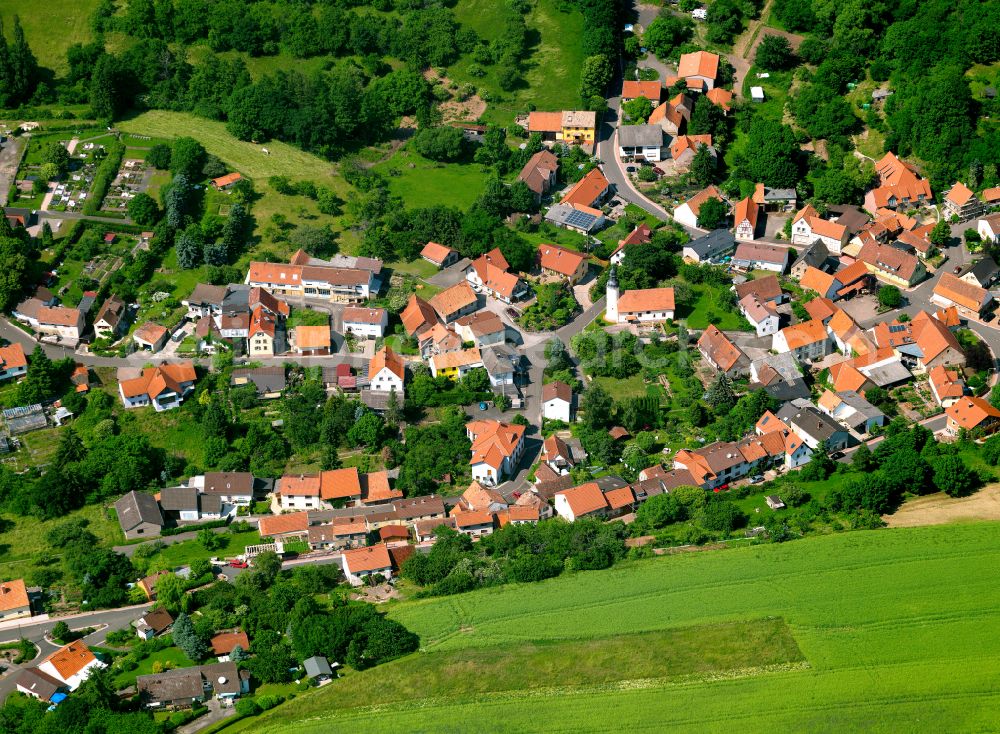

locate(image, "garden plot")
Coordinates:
100 158 152 212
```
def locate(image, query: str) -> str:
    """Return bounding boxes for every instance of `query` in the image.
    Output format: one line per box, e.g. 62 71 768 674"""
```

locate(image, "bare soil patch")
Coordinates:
884 484 1000 528
423 69 487 122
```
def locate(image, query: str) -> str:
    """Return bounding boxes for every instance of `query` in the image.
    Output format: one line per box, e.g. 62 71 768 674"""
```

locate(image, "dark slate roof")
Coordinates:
15 668 66 701
115 491 164 531
755 376 811 402
200 494 222 515
618 124 663 148
964 257 999 283
231 366 286 395
826 205 870 235
686 229 735 259
304 656 333 678
203 472 255 496
137 668 204 704
792 241 831 271
221 285 250 314
778 404 844 442
160 486 199 512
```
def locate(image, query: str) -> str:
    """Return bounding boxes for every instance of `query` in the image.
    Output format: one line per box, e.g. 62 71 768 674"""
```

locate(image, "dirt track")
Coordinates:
884 484 1000 528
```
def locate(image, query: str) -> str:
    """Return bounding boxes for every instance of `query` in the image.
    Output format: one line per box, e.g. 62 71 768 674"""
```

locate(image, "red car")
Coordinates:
228 560 249 568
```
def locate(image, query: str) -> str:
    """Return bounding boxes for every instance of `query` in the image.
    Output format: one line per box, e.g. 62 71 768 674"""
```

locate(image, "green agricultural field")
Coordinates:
373 147 489 210
244 523 1000 733
0 0 99 73
449 0 587 125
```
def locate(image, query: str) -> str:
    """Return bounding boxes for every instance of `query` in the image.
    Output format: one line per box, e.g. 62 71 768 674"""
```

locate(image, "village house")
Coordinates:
133 322 169 352
211 172 242 191
732 197 761 243
420 241 460 269
245 252 379 303
308 521 368 551
545 202 605 234
669 134 715 167
293 324 332 355
618 124 664 161
753 183 797 212
945 396 1000 436
93 295 128 339
183 283 228 319
739 294 780 336
560 167 610 210
465 248 526 304
681 227 735 263
817 390 886 434
772 319 833 362
554 482 609 522
672 442 754 490
754 412 814 469
864 152 932 214
527 110 597 146
248 306 281 357
14 669 68 703
605 268 675 324
454 311 506 348
517 150 560 203
611 222 653 265
368 346 405 394
0 578 31 621
538 243 589 283
454 510 496 538
401 294 439 337
621 80 662 104
942 182 984 221
210 630 250 661
542 380 574 423
258 511 310 539
928 365 965 407
648 96 688 136
343 306 388 339
134 608 174 640
674 50 720 91
0 343 27 382
931 273 993 318
37 641 106 691
791 241 834 280
732 241 789 272
137 662 249 709
872 311 965 372
430 348 484 380
541 434 575 474
776 401 853 451
115 490 165 539
119 362 197 411
675 187 727 232
341 544 394 586
856 241 926 288
467 419 526 485
978 213 1000 244
791 205 849 253
15 301 86 342
698 324 750 376
959 257 1000 289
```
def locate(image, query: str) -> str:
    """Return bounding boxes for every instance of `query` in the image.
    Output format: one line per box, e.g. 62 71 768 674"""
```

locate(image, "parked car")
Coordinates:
505 307 520 320
830 451 845 460
228 560 249 568
954 265 963 274
625 165 637 173
749 475 764 484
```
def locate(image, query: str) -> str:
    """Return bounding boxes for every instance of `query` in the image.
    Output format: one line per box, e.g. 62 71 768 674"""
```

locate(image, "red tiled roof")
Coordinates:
561 168 609 208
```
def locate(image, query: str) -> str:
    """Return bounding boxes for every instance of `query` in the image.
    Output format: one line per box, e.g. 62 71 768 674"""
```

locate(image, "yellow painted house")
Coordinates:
430 348 483 380
528 110 597 145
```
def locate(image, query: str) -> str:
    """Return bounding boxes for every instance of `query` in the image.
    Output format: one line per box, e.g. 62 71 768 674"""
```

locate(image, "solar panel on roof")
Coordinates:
564 209 597 228
888 324 907 333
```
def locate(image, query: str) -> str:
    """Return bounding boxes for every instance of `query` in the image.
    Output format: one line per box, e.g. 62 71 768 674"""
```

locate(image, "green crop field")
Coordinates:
373 147 489 210
242 523 1000 733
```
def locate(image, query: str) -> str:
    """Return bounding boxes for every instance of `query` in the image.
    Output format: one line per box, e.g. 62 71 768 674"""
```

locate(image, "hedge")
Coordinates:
83 140 126 215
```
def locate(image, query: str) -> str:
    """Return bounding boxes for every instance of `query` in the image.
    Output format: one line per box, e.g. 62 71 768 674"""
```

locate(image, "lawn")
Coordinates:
372 147 489 210
0 504 123 584
147 530 262 570
123 405 210 468
113 645 198 689
448 0 587 125
682 283 748 330
0 0 99 73
246 522 1000 733
592 374 659 401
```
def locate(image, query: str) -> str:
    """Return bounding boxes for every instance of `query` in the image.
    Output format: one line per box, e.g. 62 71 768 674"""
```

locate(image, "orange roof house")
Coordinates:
210 630 250 656
320 467 363 502
698 324 748 376
942 181 980 219
211 172 242 190
0 578 30 618
0 343 27 377
928 365 965 407
932 273 992 314
554 482 608 521
670 134 713 163
341 543 393 584
677 51 720 89
799 267 838 298
527 111 564 133
621 80 662 102
538 243 588 281
467 420 526 483
39 641 103 688
561 168 610 209
401 294 439 337
615 286 676 321
946 396 1000 435
430 281 478 321
706 87 733 112
420 242 458 267
119 362 197 409
982 186 1000 204
864 152 933 214
294 324 332 352
258 511 310 538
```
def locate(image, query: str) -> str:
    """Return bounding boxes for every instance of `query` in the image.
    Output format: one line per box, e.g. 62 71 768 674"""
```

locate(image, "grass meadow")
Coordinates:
0 0 98 73
241 522 1000 733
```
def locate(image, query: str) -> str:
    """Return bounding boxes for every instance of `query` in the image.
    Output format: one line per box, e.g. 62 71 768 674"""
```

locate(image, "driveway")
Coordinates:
427 259 470 289
178 698 236 734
